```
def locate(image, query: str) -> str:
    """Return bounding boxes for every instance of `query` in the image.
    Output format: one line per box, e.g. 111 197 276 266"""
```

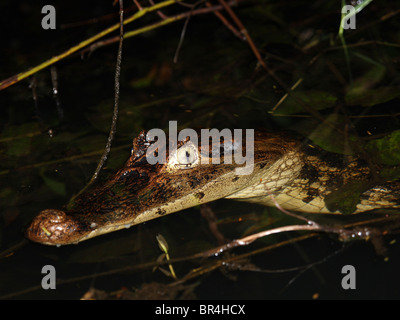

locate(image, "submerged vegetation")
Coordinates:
0 0 400 299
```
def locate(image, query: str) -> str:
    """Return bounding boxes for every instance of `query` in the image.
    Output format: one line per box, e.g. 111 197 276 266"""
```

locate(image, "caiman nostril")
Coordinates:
25 209 80 245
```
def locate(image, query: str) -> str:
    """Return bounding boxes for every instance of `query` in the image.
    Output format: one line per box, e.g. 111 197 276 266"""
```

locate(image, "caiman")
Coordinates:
26 129 400 245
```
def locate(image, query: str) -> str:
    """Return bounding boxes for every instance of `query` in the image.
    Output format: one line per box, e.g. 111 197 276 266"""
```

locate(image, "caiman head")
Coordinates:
26 130 298 245
26 129 400 246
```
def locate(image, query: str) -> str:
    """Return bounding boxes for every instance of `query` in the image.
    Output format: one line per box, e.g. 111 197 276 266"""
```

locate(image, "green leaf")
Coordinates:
2 122 41 157
325 181 367 215
86 100 144 136
156 233 169 253
364 130 400 165
345 86 400 107
295 113 360 155
40 171 66 196
346 63 386 94
276 90 337 114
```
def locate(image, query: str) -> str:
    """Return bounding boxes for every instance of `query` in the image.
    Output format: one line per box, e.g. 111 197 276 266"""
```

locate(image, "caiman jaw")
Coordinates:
26 130 277 246
25 163 264 246
26 208 144 245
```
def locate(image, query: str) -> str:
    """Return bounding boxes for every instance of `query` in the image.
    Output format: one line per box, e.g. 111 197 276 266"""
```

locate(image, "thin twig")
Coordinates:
148 0 168 19
206 1 243 40
262 182 315 225
271 78 303 112
200 224 322 257
173 6 193 63
132 0 143 10
82 0 243 55
217 0 266 69
71 1 124 199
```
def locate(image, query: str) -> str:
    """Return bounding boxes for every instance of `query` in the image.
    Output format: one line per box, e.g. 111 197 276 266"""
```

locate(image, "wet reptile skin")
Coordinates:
26 130 400 245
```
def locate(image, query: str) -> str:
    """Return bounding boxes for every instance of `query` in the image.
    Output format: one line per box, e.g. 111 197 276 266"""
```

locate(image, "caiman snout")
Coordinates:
26 209 83 245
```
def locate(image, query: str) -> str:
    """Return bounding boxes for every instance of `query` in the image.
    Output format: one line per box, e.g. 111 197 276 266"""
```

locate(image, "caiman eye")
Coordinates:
176 145 197 166
167 141 200 171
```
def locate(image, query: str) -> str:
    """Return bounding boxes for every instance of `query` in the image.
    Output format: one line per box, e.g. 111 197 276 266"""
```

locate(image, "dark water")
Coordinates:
1 0 400 299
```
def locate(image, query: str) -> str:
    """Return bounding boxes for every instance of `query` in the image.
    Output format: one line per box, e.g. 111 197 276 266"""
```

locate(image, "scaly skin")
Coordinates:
26 130 400 245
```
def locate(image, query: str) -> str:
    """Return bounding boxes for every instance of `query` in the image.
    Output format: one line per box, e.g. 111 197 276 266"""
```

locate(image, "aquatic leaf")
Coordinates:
155 233 177 279
129 65 158 88
343 63 397 106
379 166 400 181
346 63 386 94
156 233 169 253
2 123 41 157
325 181 367 215
345 86 400 107
40 170 66 196
86 100 144 136
73 134 111 154
296 113 359 155
364 130 400 165
48 131 84 145
275 90 337 114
